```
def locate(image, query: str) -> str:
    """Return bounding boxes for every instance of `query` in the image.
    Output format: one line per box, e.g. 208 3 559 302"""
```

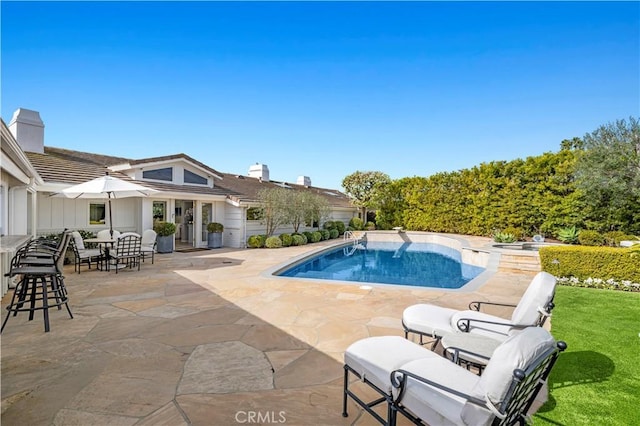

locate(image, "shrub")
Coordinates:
303 231 314 242
603 231 634 247
578 230 604 246
346 226 355 232
247 234 266 248
206 222 224 233
319 230 330 240
557 226 580 244
77 230 96 240
335 221 346 235
323 221 335 230
539 245 640 283
279 233 292 247
365 221 376 230
291 234 307 246
154 221 177 236
493 231 517 243
265 236 283 248
503 227 524 241
349 217 364 230
329 229 339 239
310 231 322 243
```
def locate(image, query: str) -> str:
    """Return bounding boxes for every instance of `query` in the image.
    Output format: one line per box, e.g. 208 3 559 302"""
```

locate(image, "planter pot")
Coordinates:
207 232 223 249
156 235 174 253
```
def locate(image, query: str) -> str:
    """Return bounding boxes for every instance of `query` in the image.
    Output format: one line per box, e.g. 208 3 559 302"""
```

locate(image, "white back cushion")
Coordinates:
141 229 157 247
511 272 556 326
475 327 555 405
71 231 85 250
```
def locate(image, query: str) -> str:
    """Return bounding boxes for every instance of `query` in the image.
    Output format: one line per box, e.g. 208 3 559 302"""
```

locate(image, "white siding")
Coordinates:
224 204 245 248
36 193 139 235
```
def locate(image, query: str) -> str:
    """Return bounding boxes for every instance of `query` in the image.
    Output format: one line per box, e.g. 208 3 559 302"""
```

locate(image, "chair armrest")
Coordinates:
444 345 492 365
390 368 486 408
469 301 517 311
456 316 522 333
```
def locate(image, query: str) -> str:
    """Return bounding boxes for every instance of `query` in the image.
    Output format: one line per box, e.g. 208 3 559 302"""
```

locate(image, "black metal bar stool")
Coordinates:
1 266 73 332
1 231 73 333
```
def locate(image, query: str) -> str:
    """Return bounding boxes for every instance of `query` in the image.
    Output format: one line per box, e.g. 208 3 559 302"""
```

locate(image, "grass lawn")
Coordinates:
534 286 640 425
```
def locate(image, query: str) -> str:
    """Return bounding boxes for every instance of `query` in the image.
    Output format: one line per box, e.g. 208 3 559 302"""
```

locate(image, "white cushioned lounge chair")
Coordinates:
402 271 557 351
343 327 566 426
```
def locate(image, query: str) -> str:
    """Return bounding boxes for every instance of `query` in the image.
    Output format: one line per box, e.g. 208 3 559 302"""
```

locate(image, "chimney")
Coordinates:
248 163 270 182
8 108 45 153
297 175 311 187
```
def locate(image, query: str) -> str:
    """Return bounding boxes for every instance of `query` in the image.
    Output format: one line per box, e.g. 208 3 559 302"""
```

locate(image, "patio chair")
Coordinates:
96 229 120 240
402 271 557 350
109 232 142 273
140 229 157 264
343 327 566 426
70 231 102 274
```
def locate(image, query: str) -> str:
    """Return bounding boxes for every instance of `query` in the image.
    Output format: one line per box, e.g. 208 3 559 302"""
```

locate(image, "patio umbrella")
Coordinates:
53 173 158 236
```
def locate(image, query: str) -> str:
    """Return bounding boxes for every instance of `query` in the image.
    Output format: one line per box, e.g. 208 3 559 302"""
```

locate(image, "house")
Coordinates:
1 115 43 295
6 108 358 250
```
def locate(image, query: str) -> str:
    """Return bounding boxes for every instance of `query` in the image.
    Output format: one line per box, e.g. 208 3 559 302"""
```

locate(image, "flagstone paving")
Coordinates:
1 235 539 425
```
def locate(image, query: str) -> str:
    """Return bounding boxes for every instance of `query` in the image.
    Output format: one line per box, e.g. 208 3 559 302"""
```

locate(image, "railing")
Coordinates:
343 231 366 256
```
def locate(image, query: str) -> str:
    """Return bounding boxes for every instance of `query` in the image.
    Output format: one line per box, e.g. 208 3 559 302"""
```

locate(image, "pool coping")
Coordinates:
263 231 501 293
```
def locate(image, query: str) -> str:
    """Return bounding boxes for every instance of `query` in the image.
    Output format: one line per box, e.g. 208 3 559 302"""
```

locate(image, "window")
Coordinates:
143 167 173 181
90 203 106 225
153 201 167 222
247 207 263 221
184 169 207 185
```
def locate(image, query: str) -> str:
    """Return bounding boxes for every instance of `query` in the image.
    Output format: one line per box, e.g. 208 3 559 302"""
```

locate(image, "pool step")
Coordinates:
498 253 541 273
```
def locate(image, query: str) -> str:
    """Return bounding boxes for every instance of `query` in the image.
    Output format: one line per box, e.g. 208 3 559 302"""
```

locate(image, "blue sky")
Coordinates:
2 1 639 190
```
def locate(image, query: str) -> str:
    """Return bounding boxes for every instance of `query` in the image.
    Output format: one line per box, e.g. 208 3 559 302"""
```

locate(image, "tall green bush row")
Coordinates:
376 148 638 237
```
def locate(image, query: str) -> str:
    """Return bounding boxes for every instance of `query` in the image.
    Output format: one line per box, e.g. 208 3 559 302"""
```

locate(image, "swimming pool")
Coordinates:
277 241 485 289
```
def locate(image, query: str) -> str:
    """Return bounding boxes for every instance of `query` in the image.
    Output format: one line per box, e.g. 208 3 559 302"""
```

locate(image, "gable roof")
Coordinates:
125 153 223 180
27 148 235 198
27 146 354 208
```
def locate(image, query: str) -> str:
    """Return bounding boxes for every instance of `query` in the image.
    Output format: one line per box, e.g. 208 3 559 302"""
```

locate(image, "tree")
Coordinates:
257 188 332 235
341 171 391 220
257 188 290 236
575 117 640 233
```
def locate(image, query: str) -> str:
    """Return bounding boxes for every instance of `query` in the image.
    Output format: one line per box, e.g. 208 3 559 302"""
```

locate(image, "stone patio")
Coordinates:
1 235 538 425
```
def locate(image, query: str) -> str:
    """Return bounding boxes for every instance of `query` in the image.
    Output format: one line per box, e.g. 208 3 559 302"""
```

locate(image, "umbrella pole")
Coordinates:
108 197 114 237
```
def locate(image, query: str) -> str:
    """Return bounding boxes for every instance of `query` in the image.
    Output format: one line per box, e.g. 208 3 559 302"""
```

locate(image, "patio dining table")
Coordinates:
83 237 117 271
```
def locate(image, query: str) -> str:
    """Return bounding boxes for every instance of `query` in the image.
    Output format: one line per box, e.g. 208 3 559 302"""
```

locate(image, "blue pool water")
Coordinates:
278 241 484 288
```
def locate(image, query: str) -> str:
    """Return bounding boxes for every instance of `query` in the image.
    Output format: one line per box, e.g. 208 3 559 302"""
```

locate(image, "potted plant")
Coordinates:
207 222 224 249
154 221 177 253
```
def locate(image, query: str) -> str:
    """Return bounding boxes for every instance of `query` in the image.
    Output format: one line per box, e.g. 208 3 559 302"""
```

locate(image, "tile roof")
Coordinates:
28 147 354 208
216 172 354 208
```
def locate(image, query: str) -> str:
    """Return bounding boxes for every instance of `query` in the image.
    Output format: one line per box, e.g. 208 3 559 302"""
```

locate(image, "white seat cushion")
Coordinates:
398 356 491 426
344 336 430 393
403 304 458 338
78 248 101 259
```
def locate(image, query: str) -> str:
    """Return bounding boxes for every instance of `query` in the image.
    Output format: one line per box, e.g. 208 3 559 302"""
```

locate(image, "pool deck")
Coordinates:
1 234 540 425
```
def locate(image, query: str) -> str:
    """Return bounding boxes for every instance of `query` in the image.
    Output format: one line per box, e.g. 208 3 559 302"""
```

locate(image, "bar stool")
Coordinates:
1 231 73 333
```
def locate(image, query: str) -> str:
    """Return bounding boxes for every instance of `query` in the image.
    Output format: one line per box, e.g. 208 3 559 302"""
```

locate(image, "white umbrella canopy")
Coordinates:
53 173 158 236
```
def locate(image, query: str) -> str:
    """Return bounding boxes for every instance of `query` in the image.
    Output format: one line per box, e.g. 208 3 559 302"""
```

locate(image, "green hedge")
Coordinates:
540 246 640 283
